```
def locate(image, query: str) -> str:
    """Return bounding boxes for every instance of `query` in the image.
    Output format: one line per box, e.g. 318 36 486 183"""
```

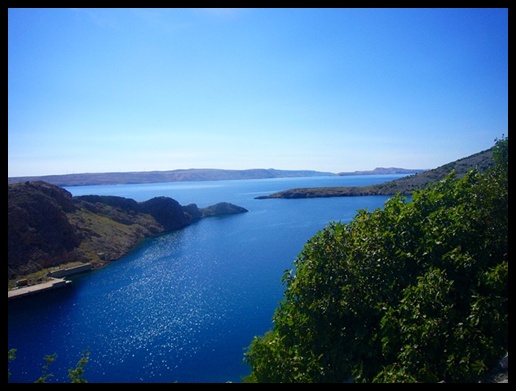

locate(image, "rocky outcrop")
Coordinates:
8 181 248 280
182 203 203 221
200 202 249 217
139 196 194 230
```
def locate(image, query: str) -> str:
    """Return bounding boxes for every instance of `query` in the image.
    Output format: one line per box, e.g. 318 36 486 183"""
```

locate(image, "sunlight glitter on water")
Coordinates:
9 176 404 382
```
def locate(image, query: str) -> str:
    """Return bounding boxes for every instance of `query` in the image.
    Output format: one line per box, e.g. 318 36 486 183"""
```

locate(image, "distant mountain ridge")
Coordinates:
7 168 337 187
338 167 427 176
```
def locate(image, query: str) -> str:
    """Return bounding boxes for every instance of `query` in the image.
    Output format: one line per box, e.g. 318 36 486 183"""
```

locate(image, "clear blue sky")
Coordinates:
8 8 508 177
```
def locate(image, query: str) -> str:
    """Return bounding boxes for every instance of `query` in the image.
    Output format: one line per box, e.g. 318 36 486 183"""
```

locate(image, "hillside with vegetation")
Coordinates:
243 137 507 383
8 181 247 285
256 147 494 199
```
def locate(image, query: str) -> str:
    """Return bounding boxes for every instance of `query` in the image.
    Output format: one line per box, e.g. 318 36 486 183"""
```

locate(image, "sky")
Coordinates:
8 8 508 177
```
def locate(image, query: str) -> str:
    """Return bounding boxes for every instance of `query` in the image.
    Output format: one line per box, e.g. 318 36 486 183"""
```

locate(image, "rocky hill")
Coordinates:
8 181 247 281
256 147 494 199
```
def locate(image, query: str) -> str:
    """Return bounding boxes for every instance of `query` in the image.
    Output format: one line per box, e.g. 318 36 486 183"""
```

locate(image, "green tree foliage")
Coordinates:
243 137 508 383
34 353 58 383
8 349 90 383
67 349 90 383
8 348 16 379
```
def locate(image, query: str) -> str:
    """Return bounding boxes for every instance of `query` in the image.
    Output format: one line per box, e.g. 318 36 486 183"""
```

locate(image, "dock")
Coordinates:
8 278 72 301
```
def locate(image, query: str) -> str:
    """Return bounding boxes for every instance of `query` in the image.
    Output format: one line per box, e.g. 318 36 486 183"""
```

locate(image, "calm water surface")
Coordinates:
8 175 408 383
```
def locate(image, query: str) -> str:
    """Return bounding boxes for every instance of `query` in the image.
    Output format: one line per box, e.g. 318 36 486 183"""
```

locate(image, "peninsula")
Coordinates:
8 181 248 287
256 147 494 199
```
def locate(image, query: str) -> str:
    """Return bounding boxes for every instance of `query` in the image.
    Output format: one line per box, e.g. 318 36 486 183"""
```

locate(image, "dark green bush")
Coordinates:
244 137 508 383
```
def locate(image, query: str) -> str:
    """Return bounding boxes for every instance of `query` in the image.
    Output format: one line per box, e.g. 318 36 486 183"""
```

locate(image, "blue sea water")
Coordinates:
8 175 409 383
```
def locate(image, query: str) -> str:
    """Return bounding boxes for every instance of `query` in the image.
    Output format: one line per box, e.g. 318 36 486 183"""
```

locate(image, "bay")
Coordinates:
8 175 409 383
